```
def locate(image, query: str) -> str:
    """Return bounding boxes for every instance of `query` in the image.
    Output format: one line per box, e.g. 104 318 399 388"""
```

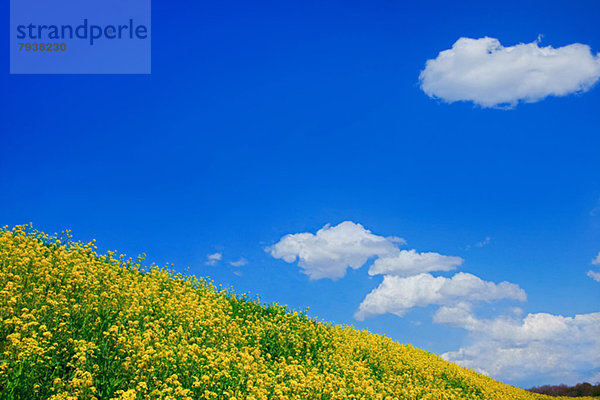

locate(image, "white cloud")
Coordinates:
230 258 248 267
438 309 600 384
267 221 403 280
588 270 600 282
269 221 465 280
369 249 463 277
419 37 600 108
475 236 491 248
588 253 600 282
205 252 222 266
355 272 525 321
466 237 491 251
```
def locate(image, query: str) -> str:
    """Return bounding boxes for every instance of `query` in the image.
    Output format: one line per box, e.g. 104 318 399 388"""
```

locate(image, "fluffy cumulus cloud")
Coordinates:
419 37 600 108
438 308 600 383
267 221 403 280
355 272 525 321
369 249 463 277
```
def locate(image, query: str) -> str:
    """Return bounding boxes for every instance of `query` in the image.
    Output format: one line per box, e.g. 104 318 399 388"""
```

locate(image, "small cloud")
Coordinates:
233 270 243 277
475 237 491 248
205 252 222 266
465 236 491 250
587 270 600 282
419 37 600 108
587 253 600 281
230 258 248 267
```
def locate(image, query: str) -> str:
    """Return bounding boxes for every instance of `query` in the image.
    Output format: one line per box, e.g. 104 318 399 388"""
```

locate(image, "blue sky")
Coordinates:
2 0 600 388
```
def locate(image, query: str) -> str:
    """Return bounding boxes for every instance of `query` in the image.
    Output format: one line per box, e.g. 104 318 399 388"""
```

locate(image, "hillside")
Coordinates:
0 225 592 400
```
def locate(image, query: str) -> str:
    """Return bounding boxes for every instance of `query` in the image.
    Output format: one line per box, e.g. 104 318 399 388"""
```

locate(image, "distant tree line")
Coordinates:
527 382 600 397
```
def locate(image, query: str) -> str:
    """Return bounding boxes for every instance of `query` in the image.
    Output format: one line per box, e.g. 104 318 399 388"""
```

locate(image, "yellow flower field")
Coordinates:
0 225 592 399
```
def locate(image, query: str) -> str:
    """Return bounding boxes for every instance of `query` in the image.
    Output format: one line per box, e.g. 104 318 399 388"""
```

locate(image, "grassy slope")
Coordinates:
0 226 592 400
